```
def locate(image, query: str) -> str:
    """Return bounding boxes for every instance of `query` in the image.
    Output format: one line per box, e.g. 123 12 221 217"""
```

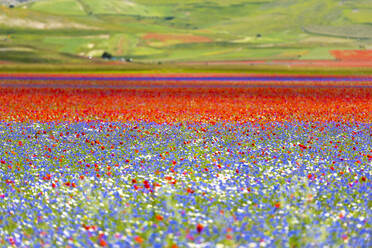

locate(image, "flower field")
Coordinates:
0 85 371 247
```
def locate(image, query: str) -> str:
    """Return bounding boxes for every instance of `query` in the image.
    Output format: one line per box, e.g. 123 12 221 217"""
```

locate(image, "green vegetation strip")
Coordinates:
1 63 372 76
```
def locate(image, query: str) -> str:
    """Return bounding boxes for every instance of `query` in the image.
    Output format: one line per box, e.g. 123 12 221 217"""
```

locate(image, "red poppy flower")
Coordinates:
196 223 204 233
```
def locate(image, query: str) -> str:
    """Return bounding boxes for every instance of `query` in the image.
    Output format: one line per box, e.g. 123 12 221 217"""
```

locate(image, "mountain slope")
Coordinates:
0 0 371 63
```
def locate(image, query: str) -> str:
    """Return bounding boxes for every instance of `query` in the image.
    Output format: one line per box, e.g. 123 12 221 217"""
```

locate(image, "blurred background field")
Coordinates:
0 0 372 66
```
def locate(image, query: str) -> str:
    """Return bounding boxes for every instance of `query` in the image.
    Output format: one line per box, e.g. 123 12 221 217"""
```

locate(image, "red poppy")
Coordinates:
196 224 204 233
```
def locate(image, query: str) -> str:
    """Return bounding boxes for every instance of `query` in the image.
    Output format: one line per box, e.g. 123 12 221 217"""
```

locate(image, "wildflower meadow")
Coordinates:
0 84 371 247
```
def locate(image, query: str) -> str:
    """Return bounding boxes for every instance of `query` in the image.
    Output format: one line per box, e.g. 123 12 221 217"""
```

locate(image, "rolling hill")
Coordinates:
0 0 371 64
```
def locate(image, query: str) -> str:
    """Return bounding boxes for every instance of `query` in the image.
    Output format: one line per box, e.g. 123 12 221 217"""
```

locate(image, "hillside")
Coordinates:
0 0 371 64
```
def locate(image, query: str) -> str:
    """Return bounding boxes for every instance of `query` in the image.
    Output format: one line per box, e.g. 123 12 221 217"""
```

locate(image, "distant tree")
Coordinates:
102 52 112 60
9 4 15 8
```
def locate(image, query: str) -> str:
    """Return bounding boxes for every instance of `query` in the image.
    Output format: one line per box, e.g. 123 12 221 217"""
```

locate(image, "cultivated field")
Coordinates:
1 0 372 63
1 0 371 247
0 75 371 247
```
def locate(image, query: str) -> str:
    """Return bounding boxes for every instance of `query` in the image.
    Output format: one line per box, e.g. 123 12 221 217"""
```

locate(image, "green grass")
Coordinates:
2 62 372 76
42 36 99 54
343 9 372 24
0 0 371 63
30 0 86 15
300 48 335 60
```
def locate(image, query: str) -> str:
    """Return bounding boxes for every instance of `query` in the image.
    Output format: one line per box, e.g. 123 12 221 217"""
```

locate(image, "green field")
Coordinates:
0 0 371 64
